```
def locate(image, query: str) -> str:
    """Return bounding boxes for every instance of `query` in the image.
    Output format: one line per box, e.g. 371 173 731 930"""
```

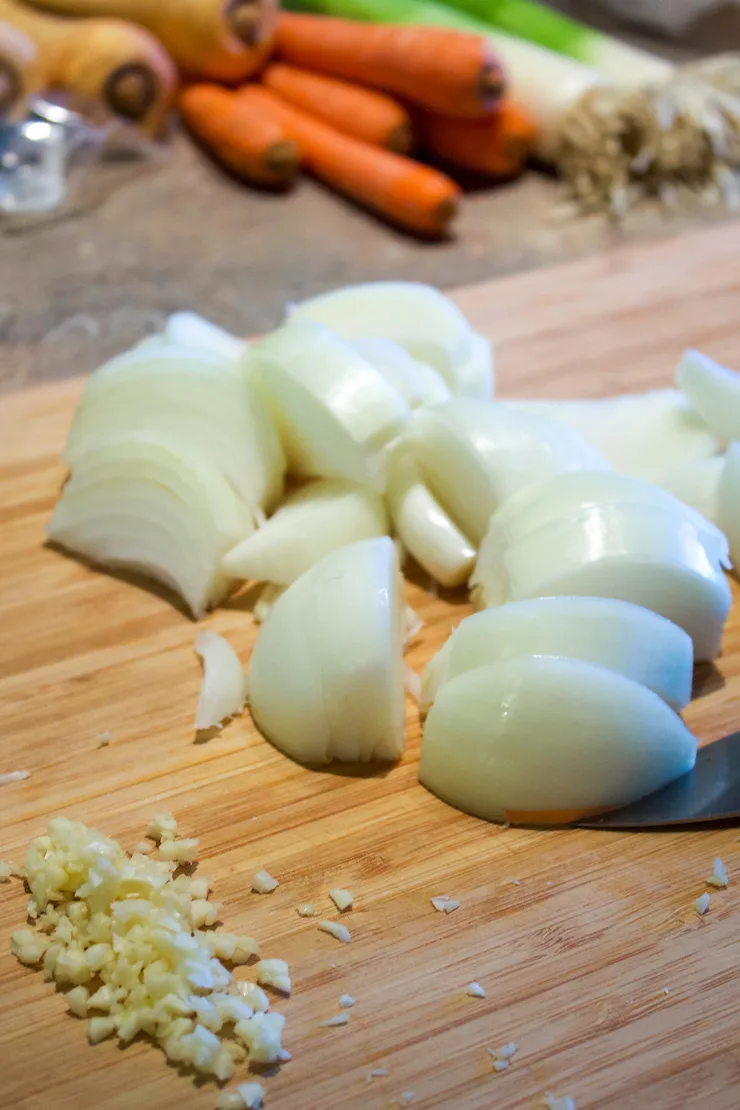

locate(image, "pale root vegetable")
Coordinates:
419 656 698 825
471 498 731 661
0 0 177 132
508 390 721 482
0 21 40 115
21 0 278 83
245 318 410 491
248 537 406 763
676 348 740 444
660 455 725 522
64 343 285 516
221 478 389 586
421 597 693 714
47 436 252 618
386 447 476 588
409 399 609 545
716 443 740 571
290 281 494 399
351 338 450 409
194 630 248 731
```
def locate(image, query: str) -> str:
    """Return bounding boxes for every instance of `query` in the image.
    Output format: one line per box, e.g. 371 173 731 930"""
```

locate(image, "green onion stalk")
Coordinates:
284 0 740 214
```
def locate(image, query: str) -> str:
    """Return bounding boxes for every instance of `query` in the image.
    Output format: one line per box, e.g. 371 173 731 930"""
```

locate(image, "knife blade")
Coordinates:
577 730 740 828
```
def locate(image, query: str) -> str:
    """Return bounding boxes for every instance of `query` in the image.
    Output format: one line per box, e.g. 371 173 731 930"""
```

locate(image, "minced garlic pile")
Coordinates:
9 815 289 1106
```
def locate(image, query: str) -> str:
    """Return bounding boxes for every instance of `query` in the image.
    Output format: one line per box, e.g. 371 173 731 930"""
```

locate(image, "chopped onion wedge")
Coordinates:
194 631 248 731
351 338 450 409
472 500 730 661
246 319 409 491
676 349 740 444
509 390 720 481
386 449 476 588
410 400 609 545
420 657 697 825
716 444 740 570
64 344 284 514
421 598 693 714
248 538 405 764
290 281 494 398
163 312 246 362
221 479 389 586
47 436 252 618
659 456 725 522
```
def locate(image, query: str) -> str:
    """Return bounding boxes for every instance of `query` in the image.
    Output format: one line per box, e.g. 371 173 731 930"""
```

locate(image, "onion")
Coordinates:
162 312 246 362
47 436 252 618
659 456 725 522
194 631 248 731
421 597 693 714
419 656 698 825
221 478 389 586
410 400 610 545
246 319 410 491
290 281 494 399
508 389 721 482
351 338 450 409
386 448 475 588
716 443 740 570
65 344 285 515
248 537 405 763
471 499 731 661
676 348 740 443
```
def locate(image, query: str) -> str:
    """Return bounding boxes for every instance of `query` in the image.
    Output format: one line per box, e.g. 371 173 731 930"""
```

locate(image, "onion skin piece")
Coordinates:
194 630 248 731
419 657 698 826
421 597 693 714
410 400 609 545
221 478 389 586
386 449 475 588
248 537 405 764
676 349 740 444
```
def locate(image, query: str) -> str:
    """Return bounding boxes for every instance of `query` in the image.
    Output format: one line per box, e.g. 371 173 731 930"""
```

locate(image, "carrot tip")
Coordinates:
105 64 157 122
388 121 414 155
435 196 459 226
478 63 505 108
226 0 262 48
265 139 300 174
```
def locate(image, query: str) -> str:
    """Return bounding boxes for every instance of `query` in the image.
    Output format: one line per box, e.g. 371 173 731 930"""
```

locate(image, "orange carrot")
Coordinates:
180 84 300 188
419 100 537 177
274 11 503 119
262 62 413 153
241 85 459 236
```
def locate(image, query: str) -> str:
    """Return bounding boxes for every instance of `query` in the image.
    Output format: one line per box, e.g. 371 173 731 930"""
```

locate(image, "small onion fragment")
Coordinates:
351 338 450 409
421 598 693 714
221 479 389 586
47 436 252 618
420 657 698 825
410 400 609 545
248 537 405 764
386 449 476 588
290 281 494 399
676 349 740 444
194 631 248 731
163 312 246 362
509 390 720 482
247 319 409 491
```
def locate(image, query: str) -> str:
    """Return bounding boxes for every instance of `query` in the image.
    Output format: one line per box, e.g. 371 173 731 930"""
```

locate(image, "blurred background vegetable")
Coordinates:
0 20 39 116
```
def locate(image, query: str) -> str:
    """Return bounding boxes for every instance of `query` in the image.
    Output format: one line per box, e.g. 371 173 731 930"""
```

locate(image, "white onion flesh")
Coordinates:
386 449 475 588
676 349 740 444
194 630 248 731
420 656 697 825
221 478 389 586
410 400 610 545
421 597 693 714
659 456 725 522
65 344 285 514
351 338 450 409
290 282 494 399
509 390 721 481
163 312 246 362
246 319 409 491
248 537 405 763
48 436 252 618
716 443 740 570
472 500 730 661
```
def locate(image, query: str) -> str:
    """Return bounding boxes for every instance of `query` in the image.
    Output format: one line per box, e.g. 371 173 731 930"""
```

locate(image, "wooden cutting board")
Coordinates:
3 223 740 1110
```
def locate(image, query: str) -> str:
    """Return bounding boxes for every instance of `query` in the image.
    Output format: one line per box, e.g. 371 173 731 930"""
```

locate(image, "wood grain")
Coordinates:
3 223 740 1110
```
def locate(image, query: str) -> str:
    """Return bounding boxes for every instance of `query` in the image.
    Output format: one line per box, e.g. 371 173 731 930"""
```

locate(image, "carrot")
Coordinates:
18 0 277 83
241 85 460 236
262 62 413 153
418 100 537 177
180 83 300 187
274 11 503 119
0 22 40 117
0 0 177 132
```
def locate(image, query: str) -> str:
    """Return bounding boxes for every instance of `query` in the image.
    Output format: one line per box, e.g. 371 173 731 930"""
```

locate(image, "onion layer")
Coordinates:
676 349 740 444
419 656 698 825
351 338 450 409
421 597 693 714
163 312 246 362
248 537 405 764
194 630 248 731
716 444 740 570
